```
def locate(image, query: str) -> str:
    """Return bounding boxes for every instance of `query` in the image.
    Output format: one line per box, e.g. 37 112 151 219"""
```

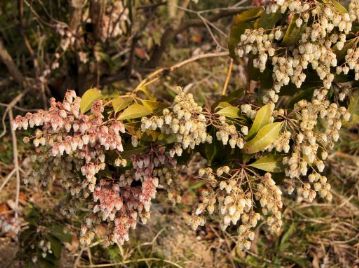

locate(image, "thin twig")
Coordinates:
0 169 16 192
8 109 21 218
147 3 248 68
0 90 29 139
222 58 234 95
135 51 229 91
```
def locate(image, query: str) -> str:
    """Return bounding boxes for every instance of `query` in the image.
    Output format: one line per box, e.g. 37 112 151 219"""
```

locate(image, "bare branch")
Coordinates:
147 7 249 68
0 38 25 85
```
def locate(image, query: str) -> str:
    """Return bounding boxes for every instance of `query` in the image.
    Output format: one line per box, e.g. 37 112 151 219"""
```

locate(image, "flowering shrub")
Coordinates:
12 0 359 264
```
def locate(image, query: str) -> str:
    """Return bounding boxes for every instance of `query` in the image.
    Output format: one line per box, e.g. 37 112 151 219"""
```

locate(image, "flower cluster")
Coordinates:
215 116 246 148
14 90 125 192
153 165 183 204
80 147 176 246
237 0 357 103
255 173 283 234
37 240 53 259
268 130 291 153
350 0 359 21
337 46 359 80
141 90 212 153
186 166 283 252
283 90 350 201
243 103 260 118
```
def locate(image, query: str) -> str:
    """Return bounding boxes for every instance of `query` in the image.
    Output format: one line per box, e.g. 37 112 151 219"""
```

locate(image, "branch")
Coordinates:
147 7 248 68
0 90 29 139
176 8 246 33
0 38 25 85
9 109 21 218
135 51 229 91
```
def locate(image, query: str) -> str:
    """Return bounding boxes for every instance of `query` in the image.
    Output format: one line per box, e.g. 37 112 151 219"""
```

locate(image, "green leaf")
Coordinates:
204 142 218 165
117 103 153 120
80 88 102 114
249 154 283 173
49 224 72 242
247 104 273 139
112 96 132 113
279 223 297 252
348 91 359 126
243 122 283 154
48 236 62 258
254 10 282 29
215 105 240 119
217 89 245 104
282 14 306 46
228 8 264 60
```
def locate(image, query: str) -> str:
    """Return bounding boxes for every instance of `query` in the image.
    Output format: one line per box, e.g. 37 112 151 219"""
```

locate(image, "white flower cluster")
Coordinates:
37 240 53 259
196 166 254 231
349 0 359 21
240 104 257 119
26 155 84 199
255 173 283 234
268 130 291 153
237 0 358 103
236 211 261 251
337 47 359 80
141 90 212 153
183 214 206 230
153 165 183 204
187 166 285 251
283 90 350 201
15 91 179 247
297 173 332 202
215 116 246 148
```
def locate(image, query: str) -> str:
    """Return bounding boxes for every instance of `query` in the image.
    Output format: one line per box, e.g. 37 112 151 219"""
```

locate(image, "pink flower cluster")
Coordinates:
87 147 176 245
14 90 178 246
94 180 123 220
13 90 126 190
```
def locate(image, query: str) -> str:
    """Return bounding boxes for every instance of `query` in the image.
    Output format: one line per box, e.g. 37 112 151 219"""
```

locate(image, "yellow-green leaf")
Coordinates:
249 154 283 173
216 105 240 119
137 86 155 100
282 14 306 46
215 102 231 111
80 88 102 114
243 122 283 154
247 104 273 139
323 0 347 14
118 103 153 120
112 96 132 113
141 99 159 110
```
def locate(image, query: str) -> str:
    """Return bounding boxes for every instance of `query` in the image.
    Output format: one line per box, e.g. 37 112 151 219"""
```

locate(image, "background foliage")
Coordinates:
0 0 358 267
